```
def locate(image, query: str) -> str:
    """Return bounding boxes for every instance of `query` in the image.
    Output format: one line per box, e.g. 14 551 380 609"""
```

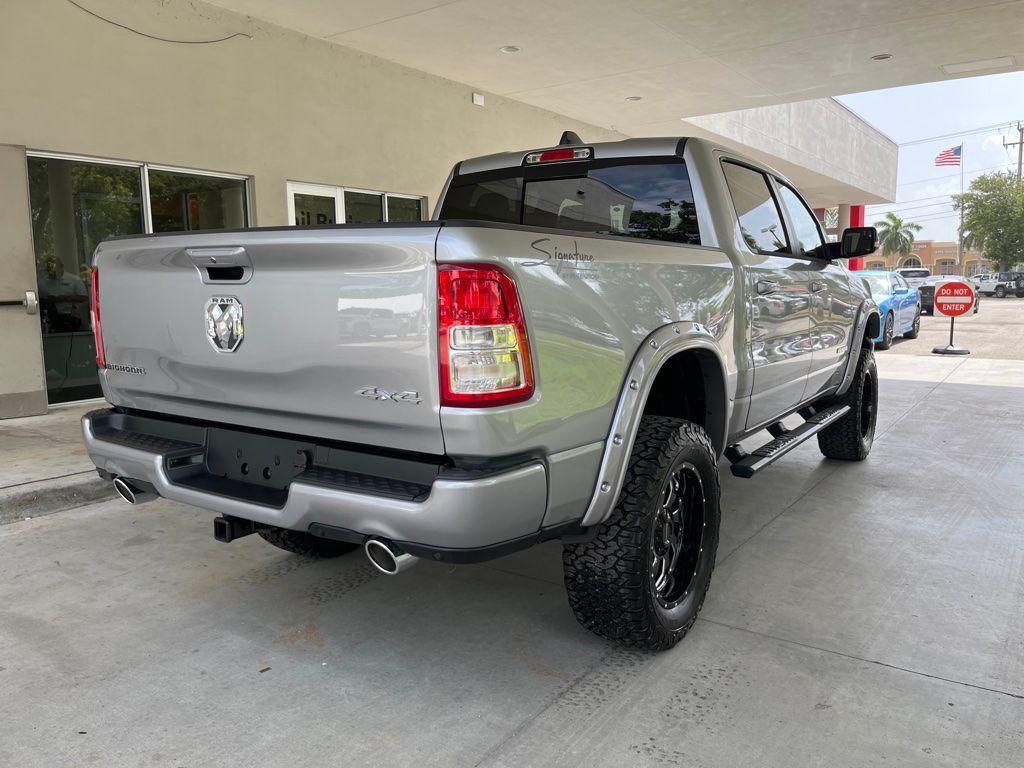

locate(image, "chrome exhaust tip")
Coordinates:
112 476 156 505
364 538 418 576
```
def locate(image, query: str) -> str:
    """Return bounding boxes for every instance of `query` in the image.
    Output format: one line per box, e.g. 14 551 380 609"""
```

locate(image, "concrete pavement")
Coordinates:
887 294 1024 359
1 356 1023 767
0 399 113 524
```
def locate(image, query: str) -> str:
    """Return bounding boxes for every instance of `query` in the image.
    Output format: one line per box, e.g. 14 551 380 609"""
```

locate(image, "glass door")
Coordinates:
27 156 144 403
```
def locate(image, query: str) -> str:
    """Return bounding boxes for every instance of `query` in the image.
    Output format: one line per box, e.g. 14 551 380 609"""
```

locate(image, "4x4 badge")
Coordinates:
206 296 244 352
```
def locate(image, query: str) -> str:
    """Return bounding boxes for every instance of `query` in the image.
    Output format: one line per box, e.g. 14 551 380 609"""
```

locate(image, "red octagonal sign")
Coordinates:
933 280 976 317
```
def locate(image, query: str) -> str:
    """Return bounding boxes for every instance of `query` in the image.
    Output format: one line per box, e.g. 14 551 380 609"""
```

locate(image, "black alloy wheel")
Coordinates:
650 462 707 610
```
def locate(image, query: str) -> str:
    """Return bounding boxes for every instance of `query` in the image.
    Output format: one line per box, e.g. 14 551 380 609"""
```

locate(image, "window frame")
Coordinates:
286 181 426 225
384 192 426 222
720 158 792 257
773 180 829 261
26 150 253 233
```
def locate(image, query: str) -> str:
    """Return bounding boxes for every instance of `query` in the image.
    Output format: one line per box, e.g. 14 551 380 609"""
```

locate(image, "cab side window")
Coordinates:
721 162 789 254
777 184 825 257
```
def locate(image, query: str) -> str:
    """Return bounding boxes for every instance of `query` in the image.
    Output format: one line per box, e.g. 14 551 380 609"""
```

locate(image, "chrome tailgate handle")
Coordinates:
186 247 253 284
186 247 251 267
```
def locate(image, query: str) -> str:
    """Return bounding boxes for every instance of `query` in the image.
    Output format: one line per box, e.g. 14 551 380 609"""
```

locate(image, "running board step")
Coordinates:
726 405 851 478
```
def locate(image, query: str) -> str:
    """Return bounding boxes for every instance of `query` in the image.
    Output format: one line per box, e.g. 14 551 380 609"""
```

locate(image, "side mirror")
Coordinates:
841 227 877 258
894 286 909 295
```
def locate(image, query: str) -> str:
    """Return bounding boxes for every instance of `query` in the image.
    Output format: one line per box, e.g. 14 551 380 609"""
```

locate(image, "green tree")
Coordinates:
874 212 923 265
952 171 1024 271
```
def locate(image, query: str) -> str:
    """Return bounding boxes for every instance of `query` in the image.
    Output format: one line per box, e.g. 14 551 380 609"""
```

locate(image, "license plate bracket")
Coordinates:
205 429 313 489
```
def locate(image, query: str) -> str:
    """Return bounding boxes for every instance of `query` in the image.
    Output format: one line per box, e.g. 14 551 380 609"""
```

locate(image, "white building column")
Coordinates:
0 144 47 418
837 204 852 233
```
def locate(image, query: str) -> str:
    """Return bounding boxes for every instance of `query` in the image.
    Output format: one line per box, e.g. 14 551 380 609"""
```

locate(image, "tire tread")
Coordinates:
563 417 720 651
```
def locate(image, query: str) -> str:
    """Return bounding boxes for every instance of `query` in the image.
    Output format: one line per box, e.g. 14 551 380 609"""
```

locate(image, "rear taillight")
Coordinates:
89 266 106 369
438 264 534 407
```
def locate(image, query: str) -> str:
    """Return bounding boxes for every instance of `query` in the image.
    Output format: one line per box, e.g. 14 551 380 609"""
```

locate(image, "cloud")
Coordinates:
981 131 1010 153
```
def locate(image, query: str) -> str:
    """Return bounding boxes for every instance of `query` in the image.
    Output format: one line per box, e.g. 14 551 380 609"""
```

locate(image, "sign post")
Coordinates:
931 280 975 356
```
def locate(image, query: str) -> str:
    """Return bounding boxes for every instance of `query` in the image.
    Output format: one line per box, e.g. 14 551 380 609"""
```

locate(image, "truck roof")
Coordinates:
455 135 787 181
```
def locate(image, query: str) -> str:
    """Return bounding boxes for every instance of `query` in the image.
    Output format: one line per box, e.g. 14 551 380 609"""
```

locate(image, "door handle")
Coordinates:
756 280 780 295
810 281 828 293
0 290 39 315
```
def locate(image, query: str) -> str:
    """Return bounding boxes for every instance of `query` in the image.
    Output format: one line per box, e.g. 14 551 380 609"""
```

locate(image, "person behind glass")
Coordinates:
38 256 88 332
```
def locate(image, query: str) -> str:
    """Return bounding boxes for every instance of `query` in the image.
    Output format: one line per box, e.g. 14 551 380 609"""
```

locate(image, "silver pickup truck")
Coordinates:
82 135 880 650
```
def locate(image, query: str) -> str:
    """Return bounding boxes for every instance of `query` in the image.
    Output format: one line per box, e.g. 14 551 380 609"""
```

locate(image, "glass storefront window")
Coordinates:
27 157 144 403
345 190 384 224
27 154 250 404
288 183 424 226
148 169 248 232
294 193 336 225
386 195 423 222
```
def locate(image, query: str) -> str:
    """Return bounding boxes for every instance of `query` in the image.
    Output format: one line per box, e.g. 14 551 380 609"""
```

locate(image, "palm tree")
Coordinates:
874 212 923 267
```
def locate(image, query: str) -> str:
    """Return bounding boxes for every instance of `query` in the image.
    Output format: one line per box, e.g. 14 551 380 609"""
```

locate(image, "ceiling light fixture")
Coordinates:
941 56 1015 75
499 45 521 54
870 53 893 61
625 95 642 101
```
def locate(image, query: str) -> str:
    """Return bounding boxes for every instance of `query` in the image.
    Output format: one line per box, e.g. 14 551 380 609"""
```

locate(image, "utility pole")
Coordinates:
1003 122 1024 184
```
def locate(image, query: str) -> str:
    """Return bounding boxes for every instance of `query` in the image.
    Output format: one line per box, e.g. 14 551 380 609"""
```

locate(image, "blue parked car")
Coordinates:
858 270 921 349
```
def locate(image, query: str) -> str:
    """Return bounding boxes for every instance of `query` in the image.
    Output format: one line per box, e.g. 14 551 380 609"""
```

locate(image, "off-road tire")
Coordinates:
903 307 921 339
877 312 895 349
995 285 1006 298
562 416 721 651
258 528 359 558
817 347 877 461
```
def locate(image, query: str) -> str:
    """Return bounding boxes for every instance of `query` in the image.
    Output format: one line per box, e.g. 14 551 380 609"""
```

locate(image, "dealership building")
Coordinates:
1 0 908 417
862 240 990 276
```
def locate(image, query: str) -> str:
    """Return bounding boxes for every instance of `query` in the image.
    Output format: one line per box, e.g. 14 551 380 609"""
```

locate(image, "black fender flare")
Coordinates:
579 322 730 528
837 299 880 396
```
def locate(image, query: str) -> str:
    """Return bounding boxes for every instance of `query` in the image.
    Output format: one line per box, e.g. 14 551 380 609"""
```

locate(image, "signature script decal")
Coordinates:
525 238 596 267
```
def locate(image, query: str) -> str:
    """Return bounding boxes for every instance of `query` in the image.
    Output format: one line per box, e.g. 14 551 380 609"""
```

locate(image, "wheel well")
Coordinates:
642 349 728 455
864 312 881 345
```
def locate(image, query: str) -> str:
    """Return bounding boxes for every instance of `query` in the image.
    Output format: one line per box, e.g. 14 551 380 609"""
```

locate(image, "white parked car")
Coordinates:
895 267 931 290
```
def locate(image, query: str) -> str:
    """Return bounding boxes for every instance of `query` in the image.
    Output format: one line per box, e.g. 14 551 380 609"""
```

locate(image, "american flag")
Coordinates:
935 145 962 167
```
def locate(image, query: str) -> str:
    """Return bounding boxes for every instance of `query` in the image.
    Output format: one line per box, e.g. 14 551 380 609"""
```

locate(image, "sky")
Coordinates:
836 70 1024 243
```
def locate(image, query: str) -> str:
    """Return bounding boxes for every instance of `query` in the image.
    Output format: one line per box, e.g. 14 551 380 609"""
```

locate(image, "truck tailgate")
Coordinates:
95 226 443 455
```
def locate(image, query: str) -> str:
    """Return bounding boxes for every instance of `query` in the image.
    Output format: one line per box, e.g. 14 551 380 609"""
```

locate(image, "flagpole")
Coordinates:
957 144 964 270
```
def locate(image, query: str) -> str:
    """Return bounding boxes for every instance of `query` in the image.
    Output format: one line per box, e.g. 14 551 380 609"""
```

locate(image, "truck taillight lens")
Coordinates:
89 266 106 369
438 264 534 407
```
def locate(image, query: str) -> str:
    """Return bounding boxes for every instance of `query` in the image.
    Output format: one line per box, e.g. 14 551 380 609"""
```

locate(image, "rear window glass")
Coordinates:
439 161 701 245
900 269 930 278
439 178 522 224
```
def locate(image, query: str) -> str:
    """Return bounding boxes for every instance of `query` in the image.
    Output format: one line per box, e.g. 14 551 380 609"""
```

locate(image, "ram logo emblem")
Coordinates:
206 296 244 353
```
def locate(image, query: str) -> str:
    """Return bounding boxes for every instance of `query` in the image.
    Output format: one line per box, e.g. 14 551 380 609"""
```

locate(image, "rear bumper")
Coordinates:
82 409 553 559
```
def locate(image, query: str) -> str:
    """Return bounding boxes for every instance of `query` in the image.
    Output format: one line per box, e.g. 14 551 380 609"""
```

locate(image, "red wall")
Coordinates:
848 205 866 270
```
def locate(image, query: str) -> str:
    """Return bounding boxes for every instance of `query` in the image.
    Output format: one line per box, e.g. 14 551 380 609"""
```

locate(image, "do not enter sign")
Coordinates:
933 280 976 317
